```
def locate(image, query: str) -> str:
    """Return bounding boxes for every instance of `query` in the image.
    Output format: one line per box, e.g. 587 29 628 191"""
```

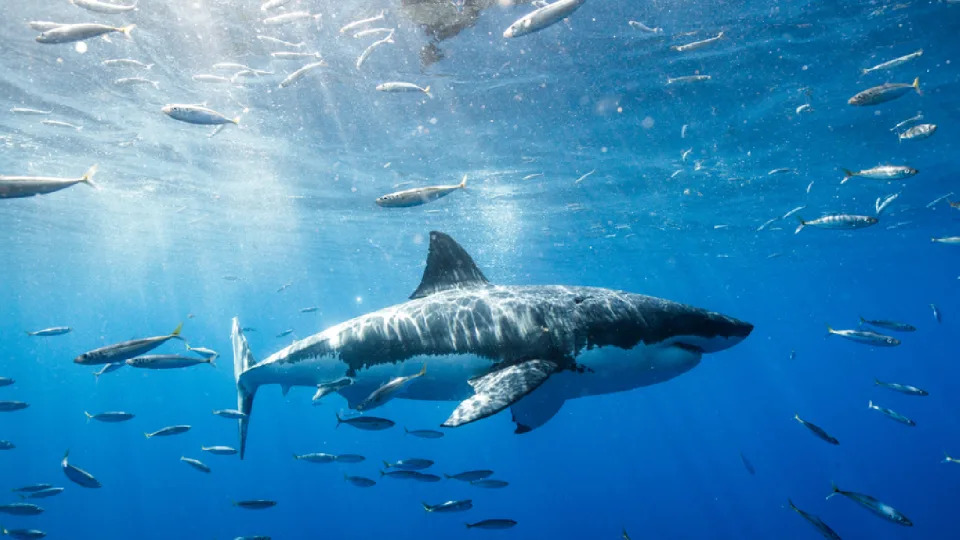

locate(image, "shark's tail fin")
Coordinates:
232 317 258 460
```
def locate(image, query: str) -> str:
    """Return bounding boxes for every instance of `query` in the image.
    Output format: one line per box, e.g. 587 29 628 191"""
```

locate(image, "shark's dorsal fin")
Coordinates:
410 231 489 299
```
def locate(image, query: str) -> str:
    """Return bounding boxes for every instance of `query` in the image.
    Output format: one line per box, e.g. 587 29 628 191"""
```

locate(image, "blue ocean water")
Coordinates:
2 1 960 538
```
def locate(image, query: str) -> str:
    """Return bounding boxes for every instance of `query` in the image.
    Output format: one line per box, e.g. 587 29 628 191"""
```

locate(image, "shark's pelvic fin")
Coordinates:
409 231 490 299
442 359 558 428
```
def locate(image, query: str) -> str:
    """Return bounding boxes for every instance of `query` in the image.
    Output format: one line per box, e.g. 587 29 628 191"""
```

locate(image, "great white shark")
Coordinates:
231 231 753 458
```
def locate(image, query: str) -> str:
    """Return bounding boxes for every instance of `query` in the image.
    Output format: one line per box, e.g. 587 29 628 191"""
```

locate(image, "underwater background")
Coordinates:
2 1 960 538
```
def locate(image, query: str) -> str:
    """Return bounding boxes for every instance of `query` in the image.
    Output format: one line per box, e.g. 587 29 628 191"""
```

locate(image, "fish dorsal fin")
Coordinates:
410 231 489 299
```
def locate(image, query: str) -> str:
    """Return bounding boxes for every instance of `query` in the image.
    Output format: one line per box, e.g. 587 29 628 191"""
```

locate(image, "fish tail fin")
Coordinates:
423 86 432 98
459 175 468 189
418 363 427 377
404 426 409 435
383 460 391 468
84 411 92 422
717 31 724 38
874 377 881 386
860 68 869 76
379 470 386 477
826 481 840 500
913 77 921 96
868 400 874 409
942 451 951 463
120 24 136 39
421 502 431 512
146 63 154 70
208 356 217 368
858 316 865 326
787 498 797 511
293 454 299 460
825 324 834 336
81 164 99 189
231 116 240 125
794 216 805 235
444 473 453 479
336 412 343 428
144 432 151 439
232 317 258 460
171 322 184 338
465 523 473 529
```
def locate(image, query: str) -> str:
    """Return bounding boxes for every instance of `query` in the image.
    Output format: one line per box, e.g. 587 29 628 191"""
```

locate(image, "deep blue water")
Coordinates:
2 1 960 539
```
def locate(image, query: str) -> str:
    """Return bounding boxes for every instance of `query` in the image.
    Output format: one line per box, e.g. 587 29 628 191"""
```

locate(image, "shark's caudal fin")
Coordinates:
409 231 490 299
231 317 258 459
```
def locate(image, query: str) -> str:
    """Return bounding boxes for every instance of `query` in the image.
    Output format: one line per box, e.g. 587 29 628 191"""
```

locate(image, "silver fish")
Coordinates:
874 379 928 396
795 215 877 234
445 470 494 482
294 452 336 463
875 193 898 215
354 27 393 39
931 236 960 244
827 326 899 346
10 107 52 115
201 445 237 455
213 409 247 419
667 74 711 84
868 400 916 426
335 454 365 463
356 30 395 70
794 414 839 445
383 458 433 471
61 450 100 488
343 474 376 487
841 165 917 182
858 317 915 332
11 484 52 493
0 503 43 516
943 453 960 465
672 31 724 52
102 58 152 69
162 104 239 126
891 113 923 132
787 499 842 540
20 487 64 499
403 427 444 439
335 413 394 431
74 324 184 366
260 0 292 11
861 49 923 75
270 51 321 60
69 0 138 15
233 500 277 510
300 306 319 313
339 11 385 34
36 23 135 44
192 74 232 84
180 456 211 473
899 123 936 141
0 401 29 412
422 499 473 513
276 329 294 338
503 0 586 38
0 165 97 199
628 20 662 34
465 519 517 530
145 425 191 438
356 364 427 411
27 326 72 337
84 411 134 422
256 35 304 48
263 11 320 26
114 77 159 89
827 483 912 526
186 345 219 360
40 120 82 130
848 78 920 106
931 304 941 323
471 479 509 488
278 61 327 88
126 354 214 369
93 362 124 379
312 378 353 404
376 82 431 97
375 175 466 208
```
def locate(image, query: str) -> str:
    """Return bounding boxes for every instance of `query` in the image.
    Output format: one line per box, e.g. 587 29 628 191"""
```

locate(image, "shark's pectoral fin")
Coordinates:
442 359 558 428
510 380 566 434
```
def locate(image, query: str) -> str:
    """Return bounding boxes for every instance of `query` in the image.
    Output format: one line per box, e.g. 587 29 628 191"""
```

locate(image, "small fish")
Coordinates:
862 49 923 75
69 0 138 14
36 23 135 44
899 123 936 141
756 217 779 232
383 458 434 471
186 345 219 360
241 327 257 332
84 411 134 423
932 236 960 244
300 307 319 313
574 169 596 185
356 364 427 411
667 74 711 84
422 500 473 513
127 354 214 369
179 456 211 473
277 282 293 293
192 74 232 84
163 104 239 126
61 450 101 488
672 31 724 52
445 470 494 482
339 11 385 34
335 454 365 463
522 173 543 181
260 0 292 11
276 329 294 338
93 362 124 379
233 500 276 510
212 62 249 71
74 324 183 365
26 327 71 337
875 193 899 215
628 20 662 33
891 113 923 132
376 82 432 97
806 181 814 194
145 425 191 438
794 414 839 445
465 519 517 530
739 452 755 475
795 104 814 114
256 35 304 48
312 378 353 403
795 215 877 234
294 452 336 463
343 474 376 487
40 120 82 130
380 470 441 482
868 400 916 426
404 427 444 439
356 30 395 70
782 206 805 220
335 413 395 431
0 401 29 412
213 409 247 419
787 499 842 540
471 479 509 488
827 482 912 526
858 317 915 332
827 326 899 346
768 168 793 175
848 78 920 106
841 165 917 183
20 487 64 499
353 27 393 38
875 379 928 396
201 445 238 456
0 377 14 387
0 526 47 539
278 61 327 88
504 0 585 38
271 51 322 60
931 304 941 323
262 11 321 26
11 484 52 493
0 440 15 450
0 503 43 516
943 452 960 465
102 58 153 69
10 107 52 115
376 175 466 208
222 275 240 282
114 77 159 89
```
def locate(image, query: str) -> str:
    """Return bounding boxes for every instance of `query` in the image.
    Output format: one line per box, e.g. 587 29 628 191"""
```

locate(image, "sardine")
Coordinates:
841 165 917 182
376 82 431 97
270 51 322 60
0 401 30 412
61 450 100 488
376 175 466 208
898 123 936 141
422 500 473 513
20 487 64 499
471 479 509 488
114 77 159 89
356 30 395 70
262 11 321 26
339 11 386 34
343 474 376 487
294 453 336 463
180 457 211 473
335 413 394 431
278 61 327 88
667 74 711 84
335 454 365 463
795 215 877 234
787 499 842 540
162 104 239 126
931 236 960 244
145 425 191 438
202 445 238 455
403 427 444 439
93 362 124 379
213 409 247 419
848 78 920 106
102 58 152 69
628 21 662 33
826 326 899 346
126 354 214 369
0 166 98 199
503 0 586 38
312 378 353 404
233 500 276 510
445 470 494 482
36 23 135 44
794 414 839 445
861 49 923 75
858 317 915 332
84 411 134 422
69 0 138 15
356 364 427 411
383 458 434 471
466 519 517 530
0 503 43 516
827 483 912 526
868 400 916 426
672 31 724 52
874 379 928 396
26 327 72 336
